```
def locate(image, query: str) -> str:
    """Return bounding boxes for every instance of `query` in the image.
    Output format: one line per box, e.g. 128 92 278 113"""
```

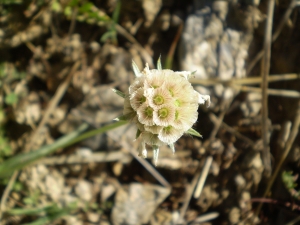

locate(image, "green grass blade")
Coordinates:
7 205 56 216
67 120 128 146
0 121 128 178
0 123 88 178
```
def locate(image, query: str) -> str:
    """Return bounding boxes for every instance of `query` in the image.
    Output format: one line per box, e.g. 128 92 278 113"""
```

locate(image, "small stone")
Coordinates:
229 207 240 224
101 184 116 202
75 180 93 202
87 212 100 223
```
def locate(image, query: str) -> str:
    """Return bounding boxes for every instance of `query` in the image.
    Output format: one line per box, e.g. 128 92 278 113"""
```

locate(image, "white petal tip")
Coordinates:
198 94 210 107
169 143 175 155
132 60 141 77
153 146 159 166
142 149 147 158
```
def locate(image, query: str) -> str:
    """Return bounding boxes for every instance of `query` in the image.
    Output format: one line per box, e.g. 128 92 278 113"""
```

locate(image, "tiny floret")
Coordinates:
113 58 210 165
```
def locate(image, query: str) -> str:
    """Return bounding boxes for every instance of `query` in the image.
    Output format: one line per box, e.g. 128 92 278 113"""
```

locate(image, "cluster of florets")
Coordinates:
113 59 210 165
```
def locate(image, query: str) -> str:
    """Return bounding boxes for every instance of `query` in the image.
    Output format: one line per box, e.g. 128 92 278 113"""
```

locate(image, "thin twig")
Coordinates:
209 113 254 146
254 100 300 219
165 21 183 69
0 171 19 225
34 151 131 165
261 0 275 176
209 110 227 141
25 61 81 152
26 42 51 76
131 152 170 188
67 7 78 37
247 0 297 74
190 212 219 224
190 73 300 86
285 216 300 225
179 166 202 224
194 156 213 198
232 85 300 98
116 24 154 68
120 138 170 188
251 198 300 210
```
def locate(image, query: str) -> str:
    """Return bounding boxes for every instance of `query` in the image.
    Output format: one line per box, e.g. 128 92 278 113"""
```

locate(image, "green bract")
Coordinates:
113 58 210 165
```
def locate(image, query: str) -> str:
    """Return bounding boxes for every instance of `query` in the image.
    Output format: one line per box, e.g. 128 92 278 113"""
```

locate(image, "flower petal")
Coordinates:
171 104 198 130
144 125 163 134
141 132 163 146
129 76 145 94
174 71 192 80
137 142 147 158
197 93 211 107
169 143 175 154
130 87 146 111
153 145 159 166
158 126 184 144
123 96 136 120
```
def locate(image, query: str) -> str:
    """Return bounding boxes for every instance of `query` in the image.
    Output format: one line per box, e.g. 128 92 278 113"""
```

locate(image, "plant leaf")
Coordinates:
132 60 141 77
157 55 162 70
112 89 125 98
186 128 202 138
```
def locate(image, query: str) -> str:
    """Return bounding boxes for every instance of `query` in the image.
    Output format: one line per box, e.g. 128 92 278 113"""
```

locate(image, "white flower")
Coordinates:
158 125 184 144
130 87 146 111
145 84 173 109
113 58 210 165
137 102 155 126
153 104 176 126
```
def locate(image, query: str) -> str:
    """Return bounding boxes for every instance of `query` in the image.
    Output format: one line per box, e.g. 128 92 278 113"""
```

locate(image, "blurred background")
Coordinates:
0 0 300 224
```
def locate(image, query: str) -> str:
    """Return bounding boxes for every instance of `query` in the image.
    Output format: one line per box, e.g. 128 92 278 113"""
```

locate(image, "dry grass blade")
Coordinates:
116 24 154 68
25 61 81 152
35 151 131 165
0 171 19 225
254 100 300 219
233 86 300 98
130 151 170 188
120 137 170 188
209 113 254 146
285 215 300 225
179 168 202 224
194 156 213 199
261 0 275 177
247 0 297 74
190 73 300 86
190 212 220 224
165 21 183 69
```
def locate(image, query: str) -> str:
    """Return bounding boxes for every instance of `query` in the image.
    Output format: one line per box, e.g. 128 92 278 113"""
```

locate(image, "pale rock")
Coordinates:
75 180 93 202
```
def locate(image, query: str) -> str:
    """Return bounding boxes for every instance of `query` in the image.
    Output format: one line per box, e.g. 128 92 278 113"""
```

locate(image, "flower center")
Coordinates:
163 125 172 133
145 106 153 117
175 99 181 107
169 89 174 97
175 111 179 120
153 95 164 105
158 108 169 118
140 96 146 103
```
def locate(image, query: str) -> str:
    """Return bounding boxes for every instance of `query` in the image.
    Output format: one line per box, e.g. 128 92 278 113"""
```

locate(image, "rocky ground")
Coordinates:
0 0 300 224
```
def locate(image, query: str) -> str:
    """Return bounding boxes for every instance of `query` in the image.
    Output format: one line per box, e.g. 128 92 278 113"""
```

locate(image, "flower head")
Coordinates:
113 58 210 165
